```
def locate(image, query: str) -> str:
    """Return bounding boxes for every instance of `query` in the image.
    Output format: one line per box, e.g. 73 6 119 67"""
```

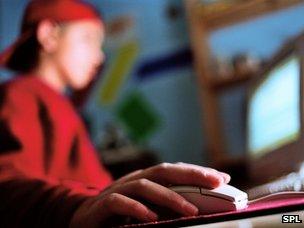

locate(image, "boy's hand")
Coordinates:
70 162 230 227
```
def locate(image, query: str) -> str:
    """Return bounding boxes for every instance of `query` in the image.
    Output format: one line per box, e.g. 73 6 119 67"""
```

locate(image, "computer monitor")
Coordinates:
247 35 304 184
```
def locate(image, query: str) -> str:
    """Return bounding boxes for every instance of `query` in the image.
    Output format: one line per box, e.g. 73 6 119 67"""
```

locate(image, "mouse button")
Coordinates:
190 194 239 214
200 185 248 202
170 186 201 194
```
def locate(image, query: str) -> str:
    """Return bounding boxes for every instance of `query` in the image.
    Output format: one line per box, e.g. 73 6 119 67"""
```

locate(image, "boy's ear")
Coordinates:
36 20 60 53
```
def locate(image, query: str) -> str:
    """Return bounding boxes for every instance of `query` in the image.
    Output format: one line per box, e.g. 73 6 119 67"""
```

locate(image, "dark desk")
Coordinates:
122 196 304 227
187 211 304 227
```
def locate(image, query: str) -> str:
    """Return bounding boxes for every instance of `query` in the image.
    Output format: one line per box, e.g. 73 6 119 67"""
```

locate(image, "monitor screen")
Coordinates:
247 54 301 158
246 36 304 184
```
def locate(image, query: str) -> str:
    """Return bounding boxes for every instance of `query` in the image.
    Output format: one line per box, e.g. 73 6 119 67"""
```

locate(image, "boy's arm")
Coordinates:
0 174 89 227
0 84 93 227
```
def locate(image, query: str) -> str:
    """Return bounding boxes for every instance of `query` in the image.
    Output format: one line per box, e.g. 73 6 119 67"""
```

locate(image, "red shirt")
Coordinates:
0 75 112 227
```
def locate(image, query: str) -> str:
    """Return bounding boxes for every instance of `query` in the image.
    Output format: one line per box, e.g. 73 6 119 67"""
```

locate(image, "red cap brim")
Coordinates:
0 30 34 68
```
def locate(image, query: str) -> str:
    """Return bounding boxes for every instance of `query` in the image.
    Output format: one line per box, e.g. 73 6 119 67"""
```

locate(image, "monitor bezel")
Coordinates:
246 35 304 184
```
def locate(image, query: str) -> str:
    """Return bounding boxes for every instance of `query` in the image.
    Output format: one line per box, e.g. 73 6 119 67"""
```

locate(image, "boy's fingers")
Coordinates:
157 163 221 188
101 193 158 222
120 163 227 188
117 179 199 217
220 172 231 183
175 162 231 184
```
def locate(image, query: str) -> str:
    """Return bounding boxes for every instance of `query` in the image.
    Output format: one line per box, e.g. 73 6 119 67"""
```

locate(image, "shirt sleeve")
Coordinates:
0 83 92 227
0 175 89 227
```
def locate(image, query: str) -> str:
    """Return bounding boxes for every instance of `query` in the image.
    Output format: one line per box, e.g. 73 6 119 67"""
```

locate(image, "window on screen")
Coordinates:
248 55 301 157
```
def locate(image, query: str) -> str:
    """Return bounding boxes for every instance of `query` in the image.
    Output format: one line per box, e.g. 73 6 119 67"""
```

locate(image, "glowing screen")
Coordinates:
248 55 300 157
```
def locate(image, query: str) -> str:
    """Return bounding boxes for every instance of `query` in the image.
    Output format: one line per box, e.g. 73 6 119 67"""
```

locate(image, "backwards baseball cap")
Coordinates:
0 0 102 70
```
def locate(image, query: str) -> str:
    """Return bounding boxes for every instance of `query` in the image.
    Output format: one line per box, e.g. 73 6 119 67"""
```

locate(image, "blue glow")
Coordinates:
248 55 300 156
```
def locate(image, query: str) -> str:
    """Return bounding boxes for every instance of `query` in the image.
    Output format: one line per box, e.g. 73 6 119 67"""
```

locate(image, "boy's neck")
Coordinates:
32 58 67 93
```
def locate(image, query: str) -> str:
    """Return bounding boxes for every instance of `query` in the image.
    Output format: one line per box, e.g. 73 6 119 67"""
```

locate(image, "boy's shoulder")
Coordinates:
0 75 41 107
2 74 41 95
3 74 34 87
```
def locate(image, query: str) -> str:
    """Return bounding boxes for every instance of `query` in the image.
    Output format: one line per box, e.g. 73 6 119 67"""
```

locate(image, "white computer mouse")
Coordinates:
170 184 248 214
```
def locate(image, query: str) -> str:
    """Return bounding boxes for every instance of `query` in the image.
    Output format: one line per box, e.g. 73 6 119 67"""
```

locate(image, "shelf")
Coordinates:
184 0 304 167
197 0 304 31
208 72 255 91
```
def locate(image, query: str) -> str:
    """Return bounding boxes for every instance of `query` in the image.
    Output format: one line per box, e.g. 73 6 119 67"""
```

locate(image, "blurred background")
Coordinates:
1 0 304 184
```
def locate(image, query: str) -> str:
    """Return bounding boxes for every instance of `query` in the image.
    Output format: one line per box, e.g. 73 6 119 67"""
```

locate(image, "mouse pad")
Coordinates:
119 197 304 227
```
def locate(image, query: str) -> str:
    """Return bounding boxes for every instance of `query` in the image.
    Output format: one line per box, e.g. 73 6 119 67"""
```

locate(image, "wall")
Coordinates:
85 0 206 164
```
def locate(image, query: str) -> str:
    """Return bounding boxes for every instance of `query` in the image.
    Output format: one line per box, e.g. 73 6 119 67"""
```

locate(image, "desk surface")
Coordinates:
123 197 304 227
187 210 304 227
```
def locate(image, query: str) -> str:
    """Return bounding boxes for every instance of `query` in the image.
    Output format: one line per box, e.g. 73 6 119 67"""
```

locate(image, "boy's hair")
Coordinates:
6 26 40 73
